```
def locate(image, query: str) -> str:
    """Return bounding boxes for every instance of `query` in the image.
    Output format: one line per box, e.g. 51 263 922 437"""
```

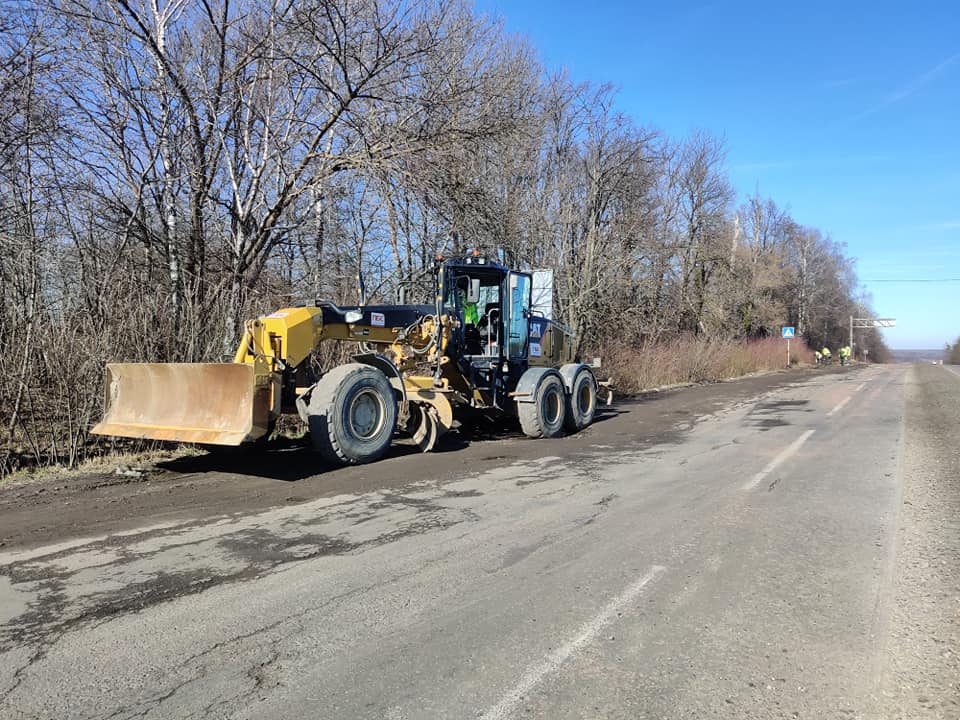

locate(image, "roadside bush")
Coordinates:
601 336 815 396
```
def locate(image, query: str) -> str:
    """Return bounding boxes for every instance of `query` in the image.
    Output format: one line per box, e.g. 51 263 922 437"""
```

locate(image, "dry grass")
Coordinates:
0 446 204 487
602 336 815 395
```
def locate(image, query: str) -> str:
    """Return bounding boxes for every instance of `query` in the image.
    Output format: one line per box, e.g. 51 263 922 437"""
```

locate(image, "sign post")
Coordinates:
781 326 795 366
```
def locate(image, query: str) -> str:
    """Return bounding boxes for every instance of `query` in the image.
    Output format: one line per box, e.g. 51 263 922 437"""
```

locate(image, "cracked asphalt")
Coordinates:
1 364 958 719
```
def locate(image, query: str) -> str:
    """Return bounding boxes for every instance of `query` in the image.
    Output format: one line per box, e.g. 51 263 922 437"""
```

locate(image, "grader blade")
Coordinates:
91 363 271 446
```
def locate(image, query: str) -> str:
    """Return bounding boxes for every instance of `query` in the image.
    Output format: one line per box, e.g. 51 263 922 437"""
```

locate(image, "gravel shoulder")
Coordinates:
876 364 960 717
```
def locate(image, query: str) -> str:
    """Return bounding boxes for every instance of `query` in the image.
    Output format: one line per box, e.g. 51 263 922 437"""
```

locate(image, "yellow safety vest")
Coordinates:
464 301 479 325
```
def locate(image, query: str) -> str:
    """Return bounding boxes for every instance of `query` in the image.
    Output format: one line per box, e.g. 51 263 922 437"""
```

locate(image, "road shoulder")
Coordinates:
876 364 960 717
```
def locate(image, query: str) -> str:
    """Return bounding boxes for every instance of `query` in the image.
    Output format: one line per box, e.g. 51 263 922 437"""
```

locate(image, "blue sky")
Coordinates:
475 0 959 349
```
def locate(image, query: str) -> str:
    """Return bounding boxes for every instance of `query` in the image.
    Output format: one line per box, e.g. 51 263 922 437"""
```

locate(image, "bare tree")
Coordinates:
674 131 734 334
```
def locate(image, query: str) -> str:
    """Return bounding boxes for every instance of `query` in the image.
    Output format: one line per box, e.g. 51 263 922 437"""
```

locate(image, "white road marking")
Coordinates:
479 565 667 720
827 396 851 417
855 382 866 392
742 429 816 491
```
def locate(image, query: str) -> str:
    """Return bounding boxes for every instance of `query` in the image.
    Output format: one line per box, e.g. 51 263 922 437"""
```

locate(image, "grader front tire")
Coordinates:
306 363 397 465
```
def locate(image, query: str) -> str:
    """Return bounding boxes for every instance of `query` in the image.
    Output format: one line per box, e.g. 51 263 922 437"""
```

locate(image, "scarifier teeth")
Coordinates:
411 404 440 453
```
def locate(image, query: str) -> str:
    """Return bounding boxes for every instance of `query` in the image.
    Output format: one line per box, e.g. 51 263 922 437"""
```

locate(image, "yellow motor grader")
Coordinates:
92 256 599 465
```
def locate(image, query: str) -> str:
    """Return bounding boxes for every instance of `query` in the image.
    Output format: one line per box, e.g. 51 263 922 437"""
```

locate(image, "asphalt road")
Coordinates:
1 364 958 719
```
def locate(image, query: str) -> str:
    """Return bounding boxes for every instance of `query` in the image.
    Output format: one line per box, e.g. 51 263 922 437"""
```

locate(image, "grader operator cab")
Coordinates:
93 256 599 465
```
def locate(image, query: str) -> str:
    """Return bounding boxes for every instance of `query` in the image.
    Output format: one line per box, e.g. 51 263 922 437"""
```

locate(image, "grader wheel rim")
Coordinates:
348 388 386 440
577 380 594 415
544 386 563 425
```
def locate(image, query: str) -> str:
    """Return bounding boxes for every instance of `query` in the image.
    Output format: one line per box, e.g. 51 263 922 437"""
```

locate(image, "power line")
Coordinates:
863 278 960 283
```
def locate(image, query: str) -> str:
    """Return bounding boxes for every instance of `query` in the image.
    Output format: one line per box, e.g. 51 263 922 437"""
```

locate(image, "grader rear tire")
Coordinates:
563 368 597 432
518 373 566 439
306 363 397 465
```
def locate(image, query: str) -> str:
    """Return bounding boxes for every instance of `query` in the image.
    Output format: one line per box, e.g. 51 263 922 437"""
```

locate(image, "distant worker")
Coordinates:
839 345 851 366
822 346 832 365
814 350 822 366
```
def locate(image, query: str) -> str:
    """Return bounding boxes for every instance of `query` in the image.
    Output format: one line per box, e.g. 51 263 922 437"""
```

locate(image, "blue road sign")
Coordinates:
781 327 795 339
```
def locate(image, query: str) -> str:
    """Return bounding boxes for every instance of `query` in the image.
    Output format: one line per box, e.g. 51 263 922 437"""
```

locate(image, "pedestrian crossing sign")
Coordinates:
781 327 795 338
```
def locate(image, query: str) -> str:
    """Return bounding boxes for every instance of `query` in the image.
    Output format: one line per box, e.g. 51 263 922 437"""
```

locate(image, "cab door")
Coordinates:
506 272 532 359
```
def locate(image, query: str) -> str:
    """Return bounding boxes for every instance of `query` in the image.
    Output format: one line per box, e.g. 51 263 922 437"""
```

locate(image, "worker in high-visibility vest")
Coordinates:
814 350 823 366
839 346 851 365
459 288 479 325
822 347 832 364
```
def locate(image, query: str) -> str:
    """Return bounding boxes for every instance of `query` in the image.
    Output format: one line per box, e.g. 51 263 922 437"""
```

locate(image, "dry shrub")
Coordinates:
601 336 815 395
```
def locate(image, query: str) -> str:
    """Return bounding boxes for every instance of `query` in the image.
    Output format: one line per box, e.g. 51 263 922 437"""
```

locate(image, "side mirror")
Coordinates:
467 278 481 305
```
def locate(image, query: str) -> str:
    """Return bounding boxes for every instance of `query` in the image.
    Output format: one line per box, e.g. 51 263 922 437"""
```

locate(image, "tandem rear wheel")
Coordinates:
516 365 598 439
561 364 598 432
517 370 567 439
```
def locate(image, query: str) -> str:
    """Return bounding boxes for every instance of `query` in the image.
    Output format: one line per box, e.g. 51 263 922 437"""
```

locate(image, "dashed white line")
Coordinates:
855 382 866 392
826 396 851 417
479 565 667 720
742 429 816 491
